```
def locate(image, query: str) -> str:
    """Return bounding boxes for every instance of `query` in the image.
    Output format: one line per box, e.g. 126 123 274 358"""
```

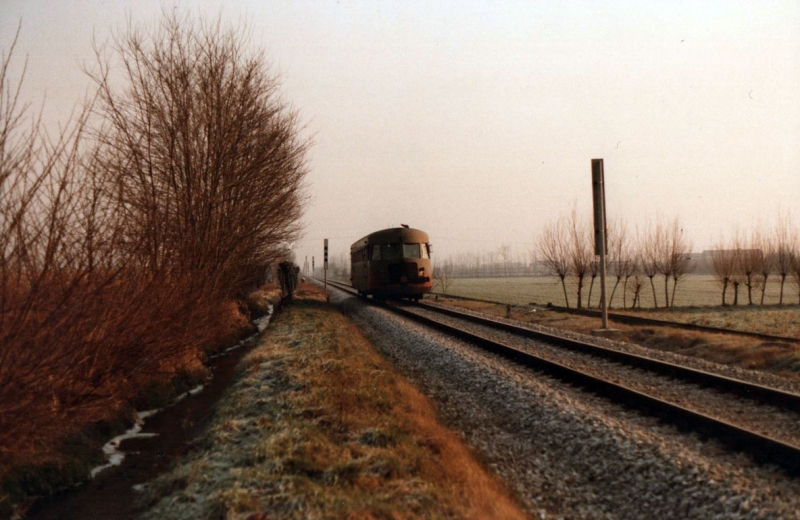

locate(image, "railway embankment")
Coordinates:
130 283 527 519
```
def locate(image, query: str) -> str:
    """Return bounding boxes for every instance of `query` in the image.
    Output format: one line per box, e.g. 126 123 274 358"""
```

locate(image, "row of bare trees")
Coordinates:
709 216 800 306
537 209 800 309
1 11 307 483
537 209 692 309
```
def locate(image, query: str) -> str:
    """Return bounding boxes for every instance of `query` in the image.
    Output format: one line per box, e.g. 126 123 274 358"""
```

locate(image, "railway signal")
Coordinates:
324 238 328 295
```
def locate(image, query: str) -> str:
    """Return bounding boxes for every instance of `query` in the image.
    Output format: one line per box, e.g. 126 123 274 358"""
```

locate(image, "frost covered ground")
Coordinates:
132 287 526 519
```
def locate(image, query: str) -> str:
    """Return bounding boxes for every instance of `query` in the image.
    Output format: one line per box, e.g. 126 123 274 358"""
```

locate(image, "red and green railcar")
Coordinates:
350 227 433 301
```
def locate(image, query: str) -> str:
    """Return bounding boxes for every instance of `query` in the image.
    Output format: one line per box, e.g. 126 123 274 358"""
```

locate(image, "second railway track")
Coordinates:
324 278 800 476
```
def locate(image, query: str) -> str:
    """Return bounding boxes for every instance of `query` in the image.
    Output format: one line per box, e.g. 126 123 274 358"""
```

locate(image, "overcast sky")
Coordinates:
2 1 798 264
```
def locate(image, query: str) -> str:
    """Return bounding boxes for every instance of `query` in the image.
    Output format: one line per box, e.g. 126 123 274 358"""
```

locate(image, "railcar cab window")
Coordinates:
403 243 421 259
370 243 429 260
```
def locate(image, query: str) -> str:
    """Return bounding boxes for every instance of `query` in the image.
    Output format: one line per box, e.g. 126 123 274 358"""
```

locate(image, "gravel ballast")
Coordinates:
335 291 800 519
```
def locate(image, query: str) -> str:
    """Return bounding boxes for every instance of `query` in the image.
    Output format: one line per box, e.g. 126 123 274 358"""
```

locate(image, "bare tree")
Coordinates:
666 218 693 308
757 231 776 305
88 11 309 296
640 222 660 308
628 273 645 308
774 213 796 305
607 219 632 309
710 243 737 305
741 227 765 305
536 216 571 308
434 258 455 295
568 206 592 308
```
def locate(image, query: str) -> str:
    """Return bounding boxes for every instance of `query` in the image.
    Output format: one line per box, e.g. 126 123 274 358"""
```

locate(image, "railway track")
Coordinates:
432 293 800 344
323 278 800 476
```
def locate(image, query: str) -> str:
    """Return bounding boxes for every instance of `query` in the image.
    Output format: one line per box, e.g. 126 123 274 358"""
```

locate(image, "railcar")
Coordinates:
350 227 433 300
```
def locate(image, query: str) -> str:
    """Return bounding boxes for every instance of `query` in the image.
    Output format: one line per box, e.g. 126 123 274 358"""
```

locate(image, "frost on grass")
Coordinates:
135 295 526 520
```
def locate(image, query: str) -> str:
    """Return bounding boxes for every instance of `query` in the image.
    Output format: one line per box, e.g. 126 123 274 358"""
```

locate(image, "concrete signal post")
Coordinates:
323 238 329 300
591 159 620 338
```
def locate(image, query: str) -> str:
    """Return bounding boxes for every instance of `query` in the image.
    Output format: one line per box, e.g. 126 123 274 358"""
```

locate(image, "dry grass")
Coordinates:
438 298 800 380
0 282 278 518
138 283 528 519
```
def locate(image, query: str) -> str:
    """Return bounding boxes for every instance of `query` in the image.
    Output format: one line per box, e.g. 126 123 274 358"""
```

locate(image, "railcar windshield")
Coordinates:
370 242 428 260
402 243 421 259
372 243 402 260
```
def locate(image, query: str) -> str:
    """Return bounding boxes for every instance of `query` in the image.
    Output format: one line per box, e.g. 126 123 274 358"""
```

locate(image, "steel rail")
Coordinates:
424 291 800 344
545 304 800 344
323 278 800 475
416 300 800 412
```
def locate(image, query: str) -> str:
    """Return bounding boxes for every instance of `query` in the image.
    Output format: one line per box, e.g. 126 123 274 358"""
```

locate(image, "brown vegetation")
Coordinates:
1 10 307 514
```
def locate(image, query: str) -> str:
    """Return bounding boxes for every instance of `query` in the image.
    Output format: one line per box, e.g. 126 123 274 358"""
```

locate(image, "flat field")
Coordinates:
444 275 800 311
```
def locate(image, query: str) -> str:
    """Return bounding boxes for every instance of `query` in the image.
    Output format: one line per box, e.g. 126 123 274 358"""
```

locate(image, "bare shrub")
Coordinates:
0 12 308 499
87 11 308 297
434 258 455 295
536 215 571 307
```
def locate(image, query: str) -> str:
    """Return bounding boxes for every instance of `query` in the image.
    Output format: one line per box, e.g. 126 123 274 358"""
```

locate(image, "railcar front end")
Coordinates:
350 227 433 300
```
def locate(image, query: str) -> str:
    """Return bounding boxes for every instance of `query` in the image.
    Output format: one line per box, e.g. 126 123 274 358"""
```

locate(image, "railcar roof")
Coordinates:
350 228 430 250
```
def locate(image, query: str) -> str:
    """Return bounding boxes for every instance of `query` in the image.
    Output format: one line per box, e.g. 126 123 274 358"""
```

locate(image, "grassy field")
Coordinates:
443 275 800 310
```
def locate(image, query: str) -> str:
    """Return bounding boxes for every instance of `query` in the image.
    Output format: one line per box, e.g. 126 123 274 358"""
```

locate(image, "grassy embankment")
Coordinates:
136 283 528 520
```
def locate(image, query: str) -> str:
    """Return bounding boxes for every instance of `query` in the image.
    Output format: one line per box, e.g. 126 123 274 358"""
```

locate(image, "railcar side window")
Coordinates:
421 244 430 259
371 245 381 260
402 243 421 259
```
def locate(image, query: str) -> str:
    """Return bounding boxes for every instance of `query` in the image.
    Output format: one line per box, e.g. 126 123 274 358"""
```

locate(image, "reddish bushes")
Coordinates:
0 11 307 507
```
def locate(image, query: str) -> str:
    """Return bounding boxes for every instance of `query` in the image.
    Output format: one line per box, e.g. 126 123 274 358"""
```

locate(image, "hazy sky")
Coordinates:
2 1 798 264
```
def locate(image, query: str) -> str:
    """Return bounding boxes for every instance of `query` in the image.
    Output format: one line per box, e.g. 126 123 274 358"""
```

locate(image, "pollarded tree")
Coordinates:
536 215 571 308
640 222 661 308
774 213 797 305
710 243 737 306
758 233 777 305
607 219 632 309
666 217 693 308
741 227 766 305
568 206 593 309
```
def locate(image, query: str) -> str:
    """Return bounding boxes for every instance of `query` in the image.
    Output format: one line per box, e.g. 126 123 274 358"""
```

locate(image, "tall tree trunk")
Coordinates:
670 277 678 307
609 277 621 310
560 275 570 308
648 276 658 308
